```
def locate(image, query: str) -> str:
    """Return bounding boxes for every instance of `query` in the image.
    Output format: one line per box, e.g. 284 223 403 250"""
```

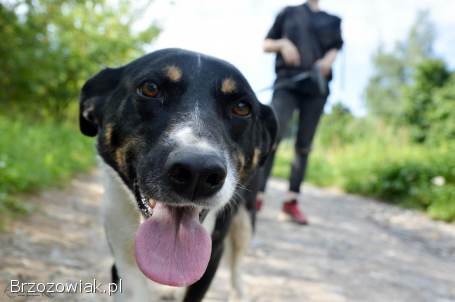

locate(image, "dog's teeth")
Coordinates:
148 199 157 209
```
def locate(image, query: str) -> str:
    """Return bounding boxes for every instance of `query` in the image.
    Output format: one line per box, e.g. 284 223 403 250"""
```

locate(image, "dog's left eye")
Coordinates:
231 101 252 117
138 81 161 98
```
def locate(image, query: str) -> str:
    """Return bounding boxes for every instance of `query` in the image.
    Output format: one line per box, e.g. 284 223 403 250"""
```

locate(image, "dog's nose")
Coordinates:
165 150 227 200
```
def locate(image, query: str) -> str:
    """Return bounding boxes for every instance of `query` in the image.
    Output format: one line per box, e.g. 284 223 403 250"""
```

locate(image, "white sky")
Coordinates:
141 0 455 115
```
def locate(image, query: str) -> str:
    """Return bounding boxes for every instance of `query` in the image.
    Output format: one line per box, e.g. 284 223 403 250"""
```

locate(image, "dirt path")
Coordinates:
1 172 455 302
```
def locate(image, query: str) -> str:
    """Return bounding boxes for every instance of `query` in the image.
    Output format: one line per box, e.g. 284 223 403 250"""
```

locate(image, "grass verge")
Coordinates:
273 140 455 222
0 114 95 227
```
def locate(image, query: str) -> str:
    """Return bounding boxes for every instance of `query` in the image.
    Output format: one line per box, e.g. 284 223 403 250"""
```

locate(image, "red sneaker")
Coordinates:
281 200 309 225
256 197 263 212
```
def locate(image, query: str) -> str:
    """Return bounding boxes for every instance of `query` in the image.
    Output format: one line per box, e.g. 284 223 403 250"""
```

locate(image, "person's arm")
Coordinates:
263 38 285 53
264 7 300 67
316 14 343 77
316 48 338 76
263 38 301 67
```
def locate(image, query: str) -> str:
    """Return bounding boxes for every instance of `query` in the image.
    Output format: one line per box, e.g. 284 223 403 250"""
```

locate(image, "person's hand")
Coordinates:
316 58 332 77
280 39 300 67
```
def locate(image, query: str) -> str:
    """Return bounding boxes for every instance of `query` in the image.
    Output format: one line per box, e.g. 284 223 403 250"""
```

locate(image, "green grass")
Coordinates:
0 113 96 225
273 137 455 222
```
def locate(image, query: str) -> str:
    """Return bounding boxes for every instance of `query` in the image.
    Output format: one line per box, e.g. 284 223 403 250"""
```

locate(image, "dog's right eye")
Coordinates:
138 81 160 98
231 101 252 117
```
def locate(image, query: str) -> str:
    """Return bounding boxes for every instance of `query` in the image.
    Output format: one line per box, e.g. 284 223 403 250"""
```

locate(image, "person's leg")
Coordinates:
257 88 297 207
289 94 327 191
281 93 327 224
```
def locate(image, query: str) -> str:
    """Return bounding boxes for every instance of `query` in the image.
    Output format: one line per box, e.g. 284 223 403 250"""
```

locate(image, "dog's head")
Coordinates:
80 48 277 286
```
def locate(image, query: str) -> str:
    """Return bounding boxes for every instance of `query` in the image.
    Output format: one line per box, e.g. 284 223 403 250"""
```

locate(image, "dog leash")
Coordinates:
255 71 313 93
255 65 327 96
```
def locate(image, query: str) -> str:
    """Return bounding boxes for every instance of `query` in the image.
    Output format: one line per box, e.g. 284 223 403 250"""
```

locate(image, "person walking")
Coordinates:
257 0 343 225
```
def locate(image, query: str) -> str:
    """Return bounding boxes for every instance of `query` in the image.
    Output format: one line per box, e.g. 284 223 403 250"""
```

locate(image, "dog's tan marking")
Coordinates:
115 149 126 174
115 138 142 175
104 124 114 146
221 77 237 94
252 147 261 168
236 152 246 180
164 65 182 82
237 152 245 170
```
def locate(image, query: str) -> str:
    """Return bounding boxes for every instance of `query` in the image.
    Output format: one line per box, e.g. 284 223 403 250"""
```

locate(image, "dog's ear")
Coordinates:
258 104 278 166
79 67 123 136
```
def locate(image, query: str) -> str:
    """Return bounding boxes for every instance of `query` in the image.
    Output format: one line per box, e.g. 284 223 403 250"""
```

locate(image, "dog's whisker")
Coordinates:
236 183 252 193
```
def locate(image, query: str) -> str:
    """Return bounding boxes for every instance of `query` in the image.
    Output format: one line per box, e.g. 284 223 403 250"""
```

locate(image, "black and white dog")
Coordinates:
79 49 277 301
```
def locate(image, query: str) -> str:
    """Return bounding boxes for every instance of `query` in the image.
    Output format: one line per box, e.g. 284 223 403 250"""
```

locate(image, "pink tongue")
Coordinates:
134 204 211 287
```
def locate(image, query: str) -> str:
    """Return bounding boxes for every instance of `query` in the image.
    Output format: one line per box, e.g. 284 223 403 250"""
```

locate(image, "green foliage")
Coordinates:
426 186 455 221
403 10 436 70
339 145 455 207
403 59 450 142
365 10 436 121
365 10 453 140
427 73 455 143
272 141 335 187
0 0 160 117
366 11 453 144
365 49 407 121
273 119 455 222
0 1 160 225
317 103 374 147
0 112 96 223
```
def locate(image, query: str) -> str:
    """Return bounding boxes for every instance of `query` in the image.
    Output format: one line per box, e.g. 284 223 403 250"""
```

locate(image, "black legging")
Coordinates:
259 87 327 193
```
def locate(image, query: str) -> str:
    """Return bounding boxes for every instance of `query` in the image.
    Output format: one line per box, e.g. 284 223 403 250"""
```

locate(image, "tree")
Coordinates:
403 59 450 142
365 10 436 121
365 49 407 121
429 74 455 143
0 0 160 117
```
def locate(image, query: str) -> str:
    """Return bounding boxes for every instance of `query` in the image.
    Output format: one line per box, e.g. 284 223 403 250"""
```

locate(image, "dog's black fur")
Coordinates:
80 48 277 301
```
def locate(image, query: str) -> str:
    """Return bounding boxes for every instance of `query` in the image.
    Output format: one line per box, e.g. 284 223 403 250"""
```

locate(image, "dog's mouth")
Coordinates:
132 181 212 287
133 181 209 222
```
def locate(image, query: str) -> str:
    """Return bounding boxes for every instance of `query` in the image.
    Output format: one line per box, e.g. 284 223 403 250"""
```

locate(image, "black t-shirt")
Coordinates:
266 3 343 78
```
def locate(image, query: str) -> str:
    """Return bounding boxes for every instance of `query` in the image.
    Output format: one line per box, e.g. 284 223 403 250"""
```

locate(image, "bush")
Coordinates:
273 119 455 222
426 186 455 221
0 112 95 222
403 59 451 143
340 144 455 205
427 74 455 143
